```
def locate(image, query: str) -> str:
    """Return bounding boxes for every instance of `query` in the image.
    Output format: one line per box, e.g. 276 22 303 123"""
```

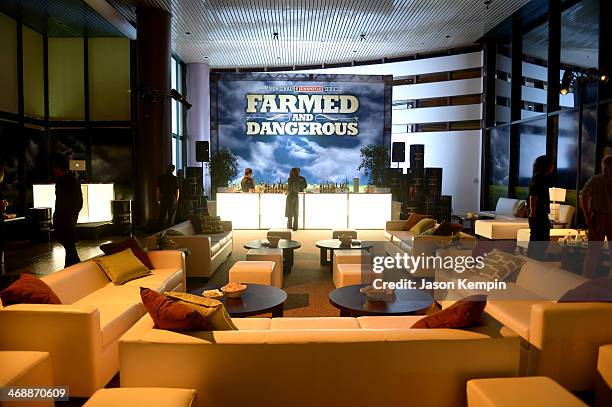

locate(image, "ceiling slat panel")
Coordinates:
106 0 531 68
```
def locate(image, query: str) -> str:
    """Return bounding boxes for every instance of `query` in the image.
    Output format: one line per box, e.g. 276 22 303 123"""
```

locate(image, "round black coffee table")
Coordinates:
315 239 373 268
244 239 301 273
329 284 433 317
191 284 287 317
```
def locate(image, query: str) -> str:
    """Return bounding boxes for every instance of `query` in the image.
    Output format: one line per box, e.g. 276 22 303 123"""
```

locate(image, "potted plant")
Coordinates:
358 144 390 187
209 148 239 199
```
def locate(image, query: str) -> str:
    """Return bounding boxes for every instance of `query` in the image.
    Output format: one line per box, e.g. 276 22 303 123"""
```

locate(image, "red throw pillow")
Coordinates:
0 274 62 306
432 221 463 236
140 288 212 331
411 295 486 329
404 213 430 231
558 278 612 302
100 238 153 269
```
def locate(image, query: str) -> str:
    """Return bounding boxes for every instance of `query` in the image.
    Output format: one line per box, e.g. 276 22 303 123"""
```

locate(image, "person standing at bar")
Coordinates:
156 164 180 228
527 155 553 260
241 168 255 192
580 155 612 278
296 168 307 192
52 155 83 268
286 168 301 231
0 166 6 275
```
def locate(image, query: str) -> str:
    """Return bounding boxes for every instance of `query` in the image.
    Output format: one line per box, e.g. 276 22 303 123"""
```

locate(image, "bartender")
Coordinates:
240 168 256 192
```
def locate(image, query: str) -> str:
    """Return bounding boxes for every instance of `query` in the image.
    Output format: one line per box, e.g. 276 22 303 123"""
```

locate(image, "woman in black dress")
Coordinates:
286 168 300 231
527 155 554 260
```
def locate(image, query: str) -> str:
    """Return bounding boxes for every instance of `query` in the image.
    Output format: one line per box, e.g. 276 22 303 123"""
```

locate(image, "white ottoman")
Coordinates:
597 344 612 407
246 248 283 288
333 249 371 275
332 229 358 239
84 388 196 407
467 377 587 407
0 351 53 407
334 264 373 288
229 261 276 287
267 229 292 240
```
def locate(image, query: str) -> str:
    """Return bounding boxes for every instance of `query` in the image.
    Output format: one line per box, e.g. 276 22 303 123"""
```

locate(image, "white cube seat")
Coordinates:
467 377 587 407
84 388 196 407
0 351 53 407
246 248 283 288
267 229 292 240
333 249 371 275
332 229 358 239
229 261 276 287
334 263 373 288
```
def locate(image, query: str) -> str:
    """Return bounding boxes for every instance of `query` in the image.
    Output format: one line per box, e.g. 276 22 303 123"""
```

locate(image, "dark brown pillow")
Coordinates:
558 278 612 303
404 213 430 231
100 238 154 269
432 221 463 236
140 287 213 331
0 274 62 306
411 295 487 329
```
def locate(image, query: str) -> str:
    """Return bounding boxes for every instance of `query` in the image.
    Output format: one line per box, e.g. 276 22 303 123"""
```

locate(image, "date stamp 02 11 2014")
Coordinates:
0 386 70 401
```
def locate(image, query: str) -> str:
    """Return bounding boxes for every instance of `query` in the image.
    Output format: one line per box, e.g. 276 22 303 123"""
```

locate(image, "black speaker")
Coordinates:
391 142 406 163
195 141 209 162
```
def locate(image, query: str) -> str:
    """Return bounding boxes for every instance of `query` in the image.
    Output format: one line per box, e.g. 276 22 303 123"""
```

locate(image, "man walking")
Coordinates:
52 155 83 268
157 164 180 228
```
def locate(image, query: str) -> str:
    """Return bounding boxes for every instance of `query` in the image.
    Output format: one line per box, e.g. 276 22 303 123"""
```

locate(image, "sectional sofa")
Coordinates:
0 250 186 397
436 253 612 391
119 313 520 407
146 220 232 278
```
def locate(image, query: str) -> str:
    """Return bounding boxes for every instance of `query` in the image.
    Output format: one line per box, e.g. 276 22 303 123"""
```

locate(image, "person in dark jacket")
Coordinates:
0 166 6 275
240 168 255 192
527 155 554 260
52 155 83 268
156 164 180 228
286 168 302 231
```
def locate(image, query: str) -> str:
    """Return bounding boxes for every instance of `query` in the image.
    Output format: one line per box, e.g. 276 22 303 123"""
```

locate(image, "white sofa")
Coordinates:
119 314 520 407
147 220 232 278
476 198 575 240
0 351 54 407
0 250 186 397
436 253 612 391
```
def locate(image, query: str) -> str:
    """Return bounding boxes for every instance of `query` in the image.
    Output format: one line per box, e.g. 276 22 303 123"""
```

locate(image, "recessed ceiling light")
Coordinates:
360 34 366 41
185 31 191 35
353 50 357 53
273 32 279 40
277 56 281 60
445 35 451 38
204 56 209 59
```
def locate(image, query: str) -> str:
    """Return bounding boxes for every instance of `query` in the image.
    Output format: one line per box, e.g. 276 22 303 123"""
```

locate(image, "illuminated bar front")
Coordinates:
216 192 391 229
33 183 115 223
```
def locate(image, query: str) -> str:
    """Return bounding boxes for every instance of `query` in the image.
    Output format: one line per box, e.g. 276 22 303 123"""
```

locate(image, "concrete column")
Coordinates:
134 7 172 227
186 63 211 195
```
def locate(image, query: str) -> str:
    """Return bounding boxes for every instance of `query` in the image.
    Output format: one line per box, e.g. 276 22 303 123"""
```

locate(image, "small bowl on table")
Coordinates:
267 236 281 248
339 235 353 247
221 283 247 299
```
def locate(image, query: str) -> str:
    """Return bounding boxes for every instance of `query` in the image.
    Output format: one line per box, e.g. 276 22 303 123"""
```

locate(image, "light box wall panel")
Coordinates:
23 25 44 119
0 13 18 114
88 38 131 121
49 38 84 120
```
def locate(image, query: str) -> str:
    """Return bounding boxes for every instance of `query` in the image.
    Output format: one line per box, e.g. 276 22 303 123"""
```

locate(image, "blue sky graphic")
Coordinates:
217 76 385 184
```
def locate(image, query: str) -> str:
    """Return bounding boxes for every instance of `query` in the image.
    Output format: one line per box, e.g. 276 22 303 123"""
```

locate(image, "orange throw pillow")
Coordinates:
0 274 62 306
411 295 486 329
404 213 430 231
140 287 213 331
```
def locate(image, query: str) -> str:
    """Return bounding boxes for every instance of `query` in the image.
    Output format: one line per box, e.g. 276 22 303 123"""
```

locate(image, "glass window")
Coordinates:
522 20 548 118
517 117 547 198
494 43 512 125
488 126 510 208
170 56 184 169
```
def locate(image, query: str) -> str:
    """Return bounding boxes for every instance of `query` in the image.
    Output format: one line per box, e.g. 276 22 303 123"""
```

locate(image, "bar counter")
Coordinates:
216 192 391 229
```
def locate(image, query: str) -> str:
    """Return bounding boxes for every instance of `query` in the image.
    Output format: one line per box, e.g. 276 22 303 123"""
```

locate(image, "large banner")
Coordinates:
210 72 392 185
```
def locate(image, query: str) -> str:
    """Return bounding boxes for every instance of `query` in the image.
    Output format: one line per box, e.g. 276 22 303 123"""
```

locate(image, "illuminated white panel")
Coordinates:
392 104 482 124
86 184 114 222
304 194 347 229
33 183 114 223
348 194 391 229
260 193 304 229
393 77 482 101
216 192 259 229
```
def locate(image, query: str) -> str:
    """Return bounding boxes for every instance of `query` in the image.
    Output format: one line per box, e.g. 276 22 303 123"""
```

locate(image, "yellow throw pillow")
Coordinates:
165 291 238 331
94 248 152 285
409 218 437 235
